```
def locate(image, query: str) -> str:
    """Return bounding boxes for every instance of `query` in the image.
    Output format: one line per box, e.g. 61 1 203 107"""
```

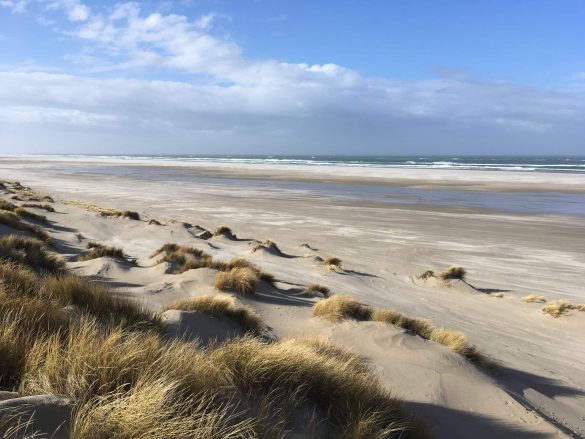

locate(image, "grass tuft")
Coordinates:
78 242 129 262
416 270 435 280
0 235 64 272
215 268 258 295
313 295 372 322
164 294 264 335
22 203 55 212
148 219 162 225
14 208 48 224
541 300 585 318
323 257 342 268
439 266 466 281
0 212 50 241
522 294 547 303
304 283 331 298
213 225 235 239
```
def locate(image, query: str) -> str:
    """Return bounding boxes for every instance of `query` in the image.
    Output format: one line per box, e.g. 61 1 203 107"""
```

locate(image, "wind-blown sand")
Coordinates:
1 156 584 438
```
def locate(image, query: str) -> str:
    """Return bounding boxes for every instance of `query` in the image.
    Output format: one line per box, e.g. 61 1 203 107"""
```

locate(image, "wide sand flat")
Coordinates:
1 156 584 438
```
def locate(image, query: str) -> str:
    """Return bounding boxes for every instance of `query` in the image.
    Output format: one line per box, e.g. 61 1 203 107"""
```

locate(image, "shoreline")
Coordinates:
2 155 585 193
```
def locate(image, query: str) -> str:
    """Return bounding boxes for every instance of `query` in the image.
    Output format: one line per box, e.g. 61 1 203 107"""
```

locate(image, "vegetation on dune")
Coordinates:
0 195 428 438
148 219 162 225
164 295 264 336
323 256 342 268
541 300 585 318
313 295 372 322
0 200 17 212
78 241 130 262
0 235 64 272
213 225 235 239
439 266 466 281
522 294 547 303
14 207 48 224
22 203 55 212
251 240 283 255
304 283 331 298
314 295 483 363
416 270 435 280
0 212 50 241
101 210 141 220
153 243 275 283
215 267 258 296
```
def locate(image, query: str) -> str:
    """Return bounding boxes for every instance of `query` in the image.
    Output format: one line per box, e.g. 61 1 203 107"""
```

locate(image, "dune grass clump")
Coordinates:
0 200 17 212
148 219 162 225
314 295 482 363
100 210 141 220
213 225 235 239
304 283 331 298
78 242 129 262
251 240 283 255
323 256 342 268
0 212 50 241
22 203 55 212
541 300 585 318
416 270 435 280
14 207 48 224
0 235 64 272
151 243 210 268
165 295 264 336
439 266 466 281
522 294 547 303
312 295 372 322
215 267 258 296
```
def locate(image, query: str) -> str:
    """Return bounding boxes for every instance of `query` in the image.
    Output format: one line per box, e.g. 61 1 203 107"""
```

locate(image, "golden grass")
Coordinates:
14 207 48 224
78 241 128 262
0 200 17 211
213 225 235 239
164 295 264 336
101 210 141 220
154 243 275 284
0 257 426 437
251 240 282 255
313 295 372 322
0 235 64 272
541 300 585 318
439 266 466 281
323 256 342 268
215 267 258 295
305 283 331 298
0 212 50 241
522 294 547 303
489 292 504 298
416 270 435 280
22 203 55 212
315 296 483 363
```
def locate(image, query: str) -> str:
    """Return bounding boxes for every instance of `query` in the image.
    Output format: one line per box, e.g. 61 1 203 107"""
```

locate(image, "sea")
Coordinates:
44 155 585 174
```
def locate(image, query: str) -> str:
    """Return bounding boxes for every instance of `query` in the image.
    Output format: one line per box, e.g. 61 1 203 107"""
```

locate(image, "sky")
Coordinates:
0 0 584 155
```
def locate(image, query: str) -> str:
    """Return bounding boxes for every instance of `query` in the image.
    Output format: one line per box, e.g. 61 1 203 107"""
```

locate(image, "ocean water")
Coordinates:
35 154 585 174
56 160 585 217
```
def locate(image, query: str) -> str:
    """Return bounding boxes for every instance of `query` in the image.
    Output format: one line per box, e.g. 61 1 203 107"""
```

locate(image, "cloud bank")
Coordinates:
1 1 584 154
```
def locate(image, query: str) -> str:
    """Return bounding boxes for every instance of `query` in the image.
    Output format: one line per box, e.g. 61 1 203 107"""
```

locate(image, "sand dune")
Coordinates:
0 160 584 437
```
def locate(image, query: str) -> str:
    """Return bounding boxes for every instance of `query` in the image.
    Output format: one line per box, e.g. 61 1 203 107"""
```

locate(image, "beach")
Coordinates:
1 155 584 438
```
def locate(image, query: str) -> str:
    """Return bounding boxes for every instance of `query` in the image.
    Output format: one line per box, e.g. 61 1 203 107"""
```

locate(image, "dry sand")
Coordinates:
1 156 584 438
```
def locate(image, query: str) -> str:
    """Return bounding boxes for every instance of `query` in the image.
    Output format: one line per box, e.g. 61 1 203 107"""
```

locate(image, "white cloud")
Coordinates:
1 2 584 154
45 0 89 22
0 0 28 13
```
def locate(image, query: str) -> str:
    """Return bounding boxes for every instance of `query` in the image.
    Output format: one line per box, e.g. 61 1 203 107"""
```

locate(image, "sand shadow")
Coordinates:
337 268 381 279
486 364 585 437
405 401 551 438
249 281 315 307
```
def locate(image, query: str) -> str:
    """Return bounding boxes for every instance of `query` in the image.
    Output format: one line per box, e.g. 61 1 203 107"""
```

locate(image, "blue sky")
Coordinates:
1 0 584 154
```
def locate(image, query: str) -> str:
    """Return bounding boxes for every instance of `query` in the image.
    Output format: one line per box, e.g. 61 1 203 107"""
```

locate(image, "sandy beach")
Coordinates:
1 156 584 438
